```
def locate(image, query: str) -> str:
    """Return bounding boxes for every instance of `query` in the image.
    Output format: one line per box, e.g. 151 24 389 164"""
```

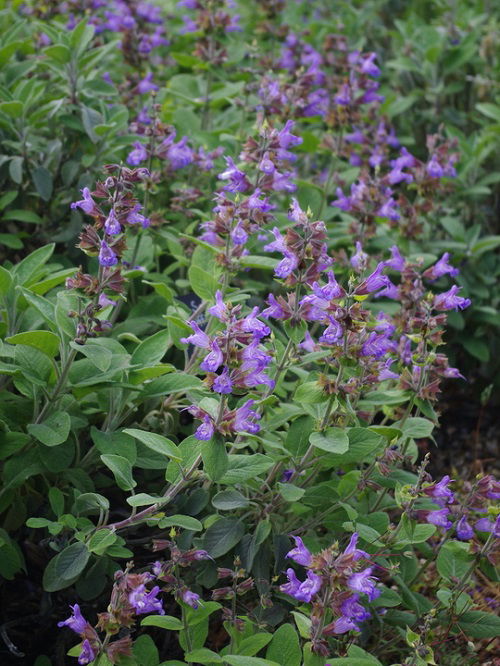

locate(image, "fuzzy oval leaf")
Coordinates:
6 330 60 358
100 454 136 491
28 412 71 447
123 428 181 462
309 428 349 454
141 615 184 630
203 518 245 557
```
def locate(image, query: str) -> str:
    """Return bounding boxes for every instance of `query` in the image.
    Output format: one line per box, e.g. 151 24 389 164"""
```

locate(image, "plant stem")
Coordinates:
104 453 202 531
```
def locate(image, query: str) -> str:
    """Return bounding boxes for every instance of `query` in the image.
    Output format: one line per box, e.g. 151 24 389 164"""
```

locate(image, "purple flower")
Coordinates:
58 604 89 634
218 157 248 192
213 367 233 394
331 187 352 212
299 330 316 352
208 291 228 320
384 245 405 272
275 251 299 279
98 240 118 267
281 469 294 482
423 253 459 280
360 52 380 77
248 188 274 212
180 321 210 348
128 584 164 615
71 187 97 215
424 475 454 504
277 120 302 149
427 154 443 178
376 196 400 221
475 516 500 537
355 262 389 295
263 227 287 254
340 594 371 625
98 293 117 308
78 639 96 665
335 83 351 106
127 141 148 166
347 567 380 601
378 358 399 381
319 319 343 345
343 533 369 562
259 151 275 174
241 306 270 339
280 568 322 602
434 286 471 311
262 293 286 319
200 340 223 372
104 208 121 235
233 399 260 434
286 536 312 566
167 136 194 169
231 222 248 246
195 415 214 441
456 516 474 541
127 204 150 228
180 14 198 33
426 508 452 530
271 170 296 192
332 615 360 634
137 73 158 95
181 589 201 609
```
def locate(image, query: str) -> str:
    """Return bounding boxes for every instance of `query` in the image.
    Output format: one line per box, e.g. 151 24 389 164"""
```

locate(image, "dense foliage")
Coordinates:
0 1 499 665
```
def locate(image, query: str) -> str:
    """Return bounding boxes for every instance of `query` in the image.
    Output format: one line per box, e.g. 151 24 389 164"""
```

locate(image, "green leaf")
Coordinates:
141 615 184 630
291 611 311 639
266 624 301 666
28 412 71 447
277 483 305 502
220 454 274 484
455 610 500 638
6 330 60 358
184 648 223 664
87 529 117 555
212 489 249 510
239 255 279 270
396 417 435 439
202 437 228 482
203 518 245 557
0 265 12 297
238 633 273 657
395 516 436 545
0 101 23 117
131 329 170 366
126 493 163 507
295 381 326 403
309 428 349 454
436 541 474 581
43 542 90 592
13 244 54 285
123 428 181 462
32 166 53 201
9 156 23 184
3 209 42 224
100 454 136 491
225 658 280 666
141 373 203 397
158 514 203 531
285 416 314 456
44 44 71 63
476 103 500 123
70 341 113 372
188 264 220 301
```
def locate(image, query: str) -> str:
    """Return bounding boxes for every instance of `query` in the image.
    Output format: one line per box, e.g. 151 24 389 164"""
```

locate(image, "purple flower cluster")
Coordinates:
421 474 500 540
280 533 382 643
